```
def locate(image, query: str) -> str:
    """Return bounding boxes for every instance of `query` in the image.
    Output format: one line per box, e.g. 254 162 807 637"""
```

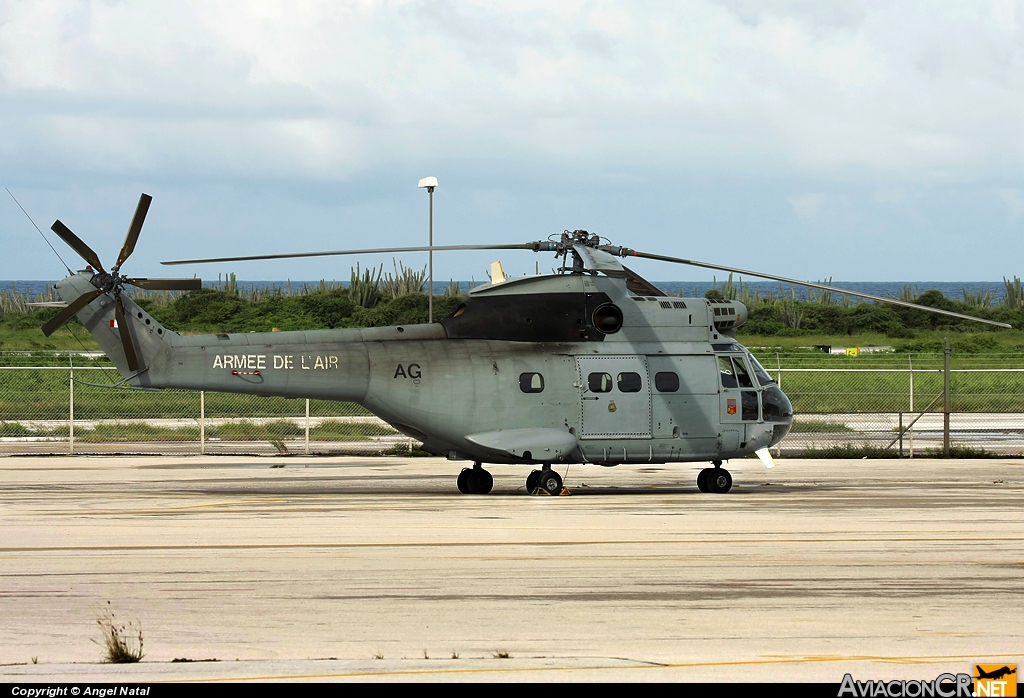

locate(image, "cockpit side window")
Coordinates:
732 356 754 388
717 356 738 388
748 354 776 386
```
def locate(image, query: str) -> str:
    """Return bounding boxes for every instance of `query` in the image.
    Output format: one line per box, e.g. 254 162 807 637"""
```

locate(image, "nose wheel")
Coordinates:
697 465 732 493
527 466 562 495
457 463 493 494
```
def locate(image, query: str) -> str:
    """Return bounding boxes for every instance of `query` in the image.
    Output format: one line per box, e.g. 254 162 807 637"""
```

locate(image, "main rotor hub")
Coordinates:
552 229 604 275
559 229 601 248
89 270 127 295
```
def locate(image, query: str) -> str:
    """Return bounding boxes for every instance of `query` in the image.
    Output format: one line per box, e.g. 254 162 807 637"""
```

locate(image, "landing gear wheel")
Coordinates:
457 468 472 494
539 469 563 496
526 469 542 493
708 468 733 494
470 467 493 495
696 468 710 493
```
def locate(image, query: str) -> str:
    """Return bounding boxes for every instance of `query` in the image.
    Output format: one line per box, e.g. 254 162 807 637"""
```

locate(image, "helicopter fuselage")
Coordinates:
56 270 793 466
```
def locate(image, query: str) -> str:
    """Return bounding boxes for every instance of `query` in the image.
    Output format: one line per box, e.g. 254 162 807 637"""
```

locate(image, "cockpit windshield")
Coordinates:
747 353 776 386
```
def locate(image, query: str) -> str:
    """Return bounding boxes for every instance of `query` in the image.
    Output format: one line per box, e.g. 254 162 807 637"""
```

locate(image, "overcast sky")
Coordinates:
2 0 1024 283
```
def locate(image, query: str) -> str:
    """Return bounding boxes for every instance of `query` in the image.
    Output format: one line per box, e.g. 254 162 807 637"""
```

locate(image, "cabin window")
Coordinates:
655 371 679 392
617 372 642 393
588 372 613 393
519 372 544 393
718 356 738 388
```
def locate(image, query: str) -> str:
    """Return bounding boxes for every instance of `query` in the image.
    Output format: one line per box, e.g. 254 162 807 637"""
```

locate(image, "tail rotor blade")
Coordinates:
41 289 102 337
115 193 152 269
127 277 201 291
115 295 140 372
51 220 106 273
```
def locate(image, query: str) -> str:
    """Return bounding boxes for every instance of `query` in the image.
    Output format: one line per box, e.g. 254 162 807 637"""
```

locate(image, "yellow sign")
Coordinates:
846 347 861 356
974 664 1017 697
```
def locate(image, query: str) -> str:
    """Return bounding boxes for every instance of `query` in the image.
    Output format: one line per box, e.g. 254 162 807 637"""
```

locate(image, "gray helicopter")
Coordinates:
41 194 1010 495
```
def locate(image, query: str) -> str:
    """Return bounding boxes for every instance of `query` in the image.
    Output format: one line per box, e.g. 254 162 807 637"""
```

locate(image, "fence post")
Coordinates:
200 391 205 455
69 368 74 456
776 353 782 387
943 337 951 457
908 355 914 458
305 398 310 455
898 412 903 457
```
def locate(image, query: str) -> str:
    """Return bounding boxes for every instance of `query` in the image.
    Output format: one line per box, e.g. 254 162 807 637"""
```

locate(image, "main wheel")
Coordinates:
708 468 733 494
457 468 472 494
470 468 493 495
539 469 563 496
526 469 541 493
696 468 710 493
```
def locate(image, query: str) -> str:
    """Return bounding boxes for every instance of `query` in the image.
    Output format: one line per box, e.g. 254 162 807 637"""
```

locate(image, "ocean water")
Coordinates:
2 279 1014 304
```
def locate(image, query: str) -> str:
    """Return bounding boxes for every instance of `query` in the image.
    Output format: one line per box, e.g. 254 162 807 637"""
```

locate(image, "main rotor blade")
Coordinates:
160 243 549 266
41 289 102 337
115 193 152 269
115 294 140 372
612 247 1012 329
51 220 106 273
127 277 202 291
620 264 667 297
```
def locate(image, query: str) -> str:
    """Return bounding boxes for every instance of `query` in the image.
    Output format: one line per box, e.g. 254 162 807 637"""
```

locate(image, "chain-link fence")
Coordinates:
0 353 409 455
768 352 1024 456
2 351 1023 456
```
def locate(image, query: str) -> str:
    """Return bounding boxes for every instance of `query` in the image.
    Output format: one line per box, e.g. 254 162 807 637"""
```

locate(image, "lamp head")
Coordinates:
417 176 438 191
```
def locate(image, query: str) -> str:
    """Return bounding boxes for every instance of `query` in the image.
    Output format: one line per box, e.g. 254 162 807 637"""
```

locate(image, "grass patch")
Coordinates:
0 419 393 443
79 422 199 442
789 420 854 433
94 602 144 664
209 419 394 442
310 419 394 440
211 419 302 441
800 444 901 458
800 443 1005 458
380 443 432 457
0 421 30 437
922 444 1007 458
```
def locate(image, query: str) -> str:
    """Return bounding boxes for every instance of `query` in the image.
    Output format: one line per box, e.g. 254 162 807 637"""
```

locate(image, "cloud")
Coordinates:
789 193 825 220
995 187 1024 217
3 0 1024 182
3 1 1024 282
873 188 907 204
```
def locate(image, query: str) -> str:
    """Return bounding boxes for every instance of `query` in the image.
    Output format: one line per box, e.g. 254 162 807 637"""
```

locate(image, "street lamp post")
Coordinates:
417 176 438 322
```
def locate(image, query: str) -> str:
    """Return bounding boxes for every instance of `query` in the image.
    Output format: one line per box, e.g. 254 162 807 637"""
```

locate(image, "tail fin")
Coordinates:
55 273 173 383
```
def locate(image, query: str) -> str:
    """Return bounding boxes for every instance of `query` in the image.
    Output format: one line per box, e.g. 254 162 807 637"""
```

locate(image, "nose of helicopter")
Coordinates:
762 383 794 446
